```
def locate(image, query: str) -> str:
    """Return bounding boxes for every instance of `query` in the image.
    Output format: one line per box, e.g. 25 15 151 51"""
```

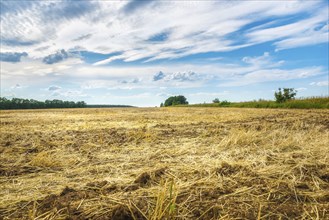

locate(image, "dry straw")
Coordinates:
0 107 328 219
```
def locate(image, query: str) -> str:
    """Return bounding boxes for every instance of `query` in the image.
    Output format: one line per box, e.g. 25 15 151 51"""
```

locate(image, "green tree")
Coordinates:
164 95 188 106
274 88 297 103
213 98 220 103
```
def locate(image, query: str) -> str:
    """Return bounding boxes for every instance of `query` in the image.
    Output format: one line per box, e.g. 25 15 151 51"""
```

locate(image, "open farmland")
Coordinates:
0 108 328 219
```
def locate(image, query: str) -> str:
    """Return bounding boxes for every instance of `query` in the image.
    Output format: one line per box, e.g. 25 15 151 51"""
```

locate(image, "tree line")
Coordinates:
0 97 86 109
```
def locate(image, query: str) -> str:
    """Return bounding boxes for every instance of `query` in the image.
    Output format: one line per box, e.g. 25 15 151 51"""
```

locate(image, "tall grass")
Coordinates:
180 96 329 109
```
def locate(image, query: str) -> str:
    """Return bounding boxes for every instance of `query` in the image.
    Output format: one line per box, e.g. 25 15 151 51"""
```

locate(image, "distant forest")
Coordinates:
0 97 86 109
0 97 135 110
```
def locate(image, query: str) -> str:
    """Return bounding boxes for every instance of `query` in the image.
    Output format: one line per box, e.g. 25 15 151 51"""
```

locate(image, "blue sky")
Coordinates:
0 0 328 107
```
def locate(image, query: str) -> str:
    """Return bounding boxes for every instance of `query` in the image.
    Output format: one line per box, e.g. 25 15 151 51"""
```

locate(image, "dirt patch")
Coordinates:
124 184 139 192
109 204 146 220
86 180 108 189
320 173 329 182
293 163 328 182
124 168 168 191
192 205 221 220
154 167 166 177
320 119 329 129
134 167 167 186
216 162 248 176
201 187 233 200
85 180 117 194
295 183 310 190
0 165 41 176
25 147 39 154
34 186 95 219
107 129 129 145
134 172 151 186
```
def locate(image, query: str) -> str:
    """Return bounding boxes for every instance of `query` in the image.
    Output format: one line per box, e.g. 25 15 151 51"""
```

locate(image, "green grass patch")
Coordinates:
174 97 329 109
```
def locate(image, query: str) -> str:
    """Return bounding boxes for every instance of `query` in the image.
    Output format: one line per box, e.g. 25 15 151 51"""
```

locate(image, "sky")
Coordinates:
0 0 328 107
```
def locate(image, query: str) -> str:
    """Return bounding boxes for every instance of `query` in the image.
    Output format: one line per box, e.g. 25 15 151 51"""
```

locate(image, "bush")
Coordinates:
164 95 188 106
274 88 297 103
219 100 230 106
213 98 220 103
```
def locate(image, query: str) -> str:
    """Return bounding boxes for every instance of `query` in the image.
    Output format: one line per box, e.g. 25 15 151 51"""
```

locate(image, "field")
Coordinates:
0 108 328 219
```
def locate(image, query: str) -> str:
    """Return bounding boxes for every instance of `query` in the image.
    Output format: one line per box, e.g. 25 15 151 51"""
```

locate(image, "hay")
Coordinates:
0 108 328 219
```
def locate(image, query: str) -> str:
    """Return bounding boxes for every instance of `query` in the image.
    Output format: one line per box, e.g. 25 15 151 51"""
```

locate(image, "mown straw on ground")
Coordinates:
0 108 328 219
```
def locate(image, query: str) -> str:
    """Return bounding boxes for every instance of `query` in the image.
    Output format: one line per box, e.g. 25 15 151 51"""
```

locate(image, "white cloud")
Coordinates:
248 7 329 51
310 81 329 86
242 52 285 68
274 32 328 51
156 92 173 97
153 71 208 82
50 89 88 98
48 85 61 91
1 0 327 62
1 50 325 92
296 87 307 92
220 66 324 87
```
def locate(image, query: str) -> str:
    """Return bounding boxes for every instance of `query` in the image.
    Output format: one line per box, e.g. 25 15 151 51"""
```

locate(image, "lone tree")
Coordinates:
213 98 220 103
274 88 297 103
164 95 188 106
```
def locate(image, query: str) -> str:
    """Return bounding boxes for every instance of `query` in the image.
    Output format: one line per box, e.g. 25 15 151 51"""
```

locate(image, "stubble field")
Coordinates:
0 108 328 219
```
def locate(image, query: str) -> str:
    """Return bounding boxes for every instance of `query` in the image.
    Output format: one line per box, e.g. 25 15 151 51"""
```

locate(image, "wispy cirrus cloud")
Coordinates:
72 33 93 42
242 52 285 68
218 52 325 87
50 89 88 98
310 81 329 87
247 7 329 51
1 0 327 63
220 66 325 87
2 51 324 91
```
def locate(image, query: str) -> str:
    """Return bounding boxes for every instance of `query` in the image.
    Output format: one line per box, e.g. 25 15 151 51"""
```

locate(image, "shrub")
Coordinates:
274 88 297 103
213 98 220 103
164 95 188 106
219 100 231 106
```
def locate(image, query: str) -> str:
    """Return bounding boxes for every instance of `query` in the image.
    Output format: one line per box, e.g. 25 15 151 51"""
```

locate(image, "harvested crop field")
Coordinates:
0 107 328 219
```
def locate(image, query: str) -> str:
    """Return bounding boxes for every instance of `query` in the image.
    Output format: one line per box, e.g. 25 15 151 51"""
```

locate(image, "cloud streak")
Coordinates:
48 85 61 91
1 1 327 62
310 81 329 87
